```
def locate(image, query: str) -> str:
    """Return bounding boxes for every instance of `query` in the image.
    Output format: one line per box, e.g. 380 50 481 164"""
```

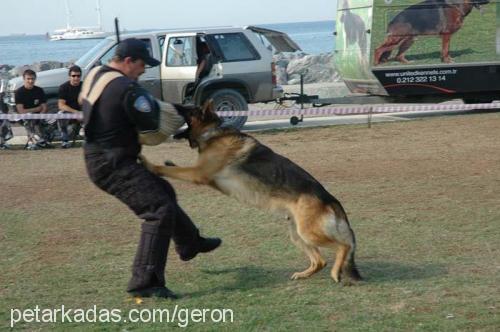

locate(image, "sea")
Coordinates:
0 20 335 66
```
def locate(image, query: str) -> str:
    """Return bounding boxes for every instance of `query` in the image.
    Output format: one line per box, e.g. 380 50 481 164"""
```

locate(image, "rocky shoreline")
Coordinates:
1 52 341 85
274 52 341 85
0 61 74 81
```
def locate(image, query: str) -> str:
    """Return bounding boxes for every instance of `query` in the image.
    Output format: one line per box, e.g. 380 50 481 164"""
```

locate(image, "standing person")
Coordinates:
81 38 221 299
15 69 51 149
58 65 83 148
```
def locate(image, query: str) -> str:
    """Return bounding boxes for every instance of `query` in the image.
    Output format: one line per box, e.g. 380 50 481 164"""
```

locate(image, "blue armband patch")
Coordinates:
134 96 152 113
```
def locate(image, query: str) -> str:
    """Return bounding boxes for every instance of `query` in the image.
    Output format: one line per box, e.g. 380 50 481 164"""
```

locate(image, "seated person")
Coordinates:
186 42 213 98
57 65 83 148
0 99 13 150
195 42 213 83
15 69 50 150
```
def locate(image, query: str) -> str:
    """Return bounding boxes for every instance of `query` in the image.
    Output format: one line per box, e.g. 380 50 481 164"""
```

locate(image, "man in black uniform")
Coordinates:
57 65 83 148
81 38 221 299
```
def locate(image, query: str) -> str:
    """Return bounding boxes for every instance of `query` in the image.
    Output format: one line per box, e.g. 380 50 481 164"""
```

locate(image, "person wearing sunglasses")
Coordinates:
57 65 83 148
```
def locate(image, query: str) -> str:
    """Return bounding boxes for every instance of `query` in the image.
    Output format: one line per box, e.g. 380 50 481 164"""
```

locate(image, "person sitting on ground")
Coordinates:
0 95 14 150
15 69 51 150
57 65 83 148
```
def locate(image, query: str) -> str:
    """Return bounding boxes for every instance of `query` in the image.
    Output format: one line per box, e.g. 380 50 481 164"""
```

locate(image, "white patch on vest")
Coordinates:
134 96 152 113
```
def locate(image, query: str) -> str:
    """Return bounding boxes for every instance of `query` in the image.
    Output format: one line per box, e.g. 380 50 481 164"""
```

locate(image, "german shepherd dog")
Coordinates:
373 0 490 65
140 102 362 283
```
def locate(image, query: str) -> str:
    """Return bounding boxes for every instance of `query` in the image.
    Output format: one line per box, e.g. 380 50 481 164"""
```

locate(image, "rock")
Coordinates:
10 65 31 78
2 61 74 80
273 52 340 85
38 61 65 71
275 65 288 85
0 65 15 80
287 77 301 85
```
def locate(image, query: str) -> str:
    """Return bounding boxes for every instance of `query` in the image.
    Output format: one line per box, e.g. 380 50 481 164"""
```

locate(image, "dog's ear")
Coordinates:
174 103 192 117
173 103 197 123
200 99 220 123
201 99 215 115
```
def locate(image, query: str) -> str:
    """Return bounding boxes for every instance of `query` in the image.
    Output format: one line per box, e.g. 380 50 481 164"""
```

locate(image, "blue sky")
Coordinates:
2 0 337 35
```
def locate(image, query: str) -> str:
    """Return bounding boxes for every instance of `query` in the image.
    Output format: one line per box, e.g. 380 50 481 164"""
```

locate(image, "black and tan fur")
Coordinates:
373 0 489 65
141 102 362 283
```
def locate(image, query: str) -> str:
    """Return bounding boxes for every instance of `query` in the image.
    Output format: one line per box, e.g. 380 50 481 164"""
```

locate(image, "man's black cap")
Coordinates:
115 38 161 67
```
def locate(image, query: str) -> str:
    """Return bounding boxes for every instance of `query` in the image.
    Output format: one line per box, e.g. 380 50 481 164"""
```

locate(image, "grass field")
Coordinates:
372 0 498 66
1 113 499 331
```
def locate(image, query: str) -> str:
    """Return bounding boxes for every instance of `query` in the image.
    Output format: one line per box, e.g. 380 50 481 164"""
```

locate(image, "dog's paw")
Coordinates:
164 160 176 167
290 271 311 280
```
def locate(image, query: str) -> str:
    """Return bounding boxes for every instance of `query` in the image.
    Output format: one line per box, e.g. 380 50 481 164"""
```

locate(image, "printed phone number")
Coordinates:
396 75 447 84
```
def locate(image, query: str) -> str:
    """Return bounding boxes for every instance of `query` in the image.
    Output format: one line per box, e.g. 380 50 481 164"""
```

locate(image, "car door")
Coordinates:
245 26 302 53
160 33 197 104
139 36 162 99
95 37 162 98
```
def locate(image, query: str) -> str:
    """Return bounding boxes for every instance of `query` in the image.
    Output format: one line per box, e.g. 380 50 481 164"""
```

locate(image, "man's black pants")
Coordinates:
84 147 200 292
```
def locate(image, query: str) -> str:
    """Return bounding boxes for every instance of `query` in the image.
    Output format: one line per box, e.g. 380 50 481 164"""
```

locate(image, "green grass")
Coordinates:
1 113 499 330
372 0 499 66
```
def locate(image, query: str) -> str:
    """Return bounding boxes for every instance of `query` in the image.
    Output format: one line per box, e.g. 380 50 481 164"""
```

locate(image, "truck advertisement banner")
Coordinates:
370 0 500 95
335 0 387 95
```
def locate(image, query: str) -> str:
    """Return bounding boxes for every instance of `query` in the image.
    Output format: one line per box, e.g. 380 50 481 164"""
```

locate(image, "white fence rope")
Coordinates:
1 102 500 120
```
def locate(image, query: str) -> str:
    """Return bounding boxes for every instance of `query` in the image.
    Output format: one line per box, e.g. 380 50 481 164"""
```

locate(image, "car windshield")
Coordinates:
75 39 115 68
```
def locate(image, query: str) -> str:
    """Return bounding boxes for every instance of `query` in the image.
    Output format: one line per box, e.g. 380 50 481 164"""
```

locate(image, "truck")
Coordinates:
2 26 301 129
331 0 498 105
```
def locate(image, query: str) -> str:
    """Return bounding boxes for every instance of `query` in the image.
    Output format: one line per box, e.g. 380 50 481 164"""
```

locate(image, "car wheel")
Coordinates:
208 89 248 129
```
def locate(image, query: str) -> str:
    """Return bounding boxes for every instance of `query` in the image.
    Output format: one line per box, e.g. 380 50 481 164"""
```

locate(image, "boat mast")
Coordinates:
96 0 102 30
64 0 72 29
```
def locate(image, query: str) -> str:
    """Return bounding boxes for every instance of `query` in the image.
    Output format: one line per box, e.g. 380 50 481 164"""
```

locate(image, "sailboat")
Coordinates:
50 0 108 41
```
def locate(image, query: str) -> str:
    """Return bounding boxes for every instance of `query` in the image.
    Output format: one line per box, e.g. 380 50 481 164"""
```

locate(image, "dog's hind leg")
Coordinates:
441 33 453 63
288 220 326 280
373 36 401 65
379 50 392 63
331 243 350 283
322 205 362 283
394 36 415 64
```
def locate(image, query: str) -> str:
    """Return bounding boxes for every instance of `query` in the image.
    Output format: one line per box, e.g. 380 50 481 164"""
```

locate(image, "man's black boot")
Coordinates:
127 222 178 299
172 207 222 261
177 236 222 261
129 286 179 299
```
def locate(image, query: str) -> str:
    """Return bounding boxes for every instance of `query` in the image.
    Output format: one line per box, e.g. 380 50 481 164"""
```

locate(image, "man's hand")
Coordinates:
58 99 80 113
16 105 43 114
